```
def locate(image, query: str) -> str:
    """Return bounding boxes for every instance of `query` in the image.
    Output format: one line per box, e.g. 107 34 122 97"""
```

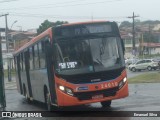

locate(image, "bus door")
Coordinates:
45 39 57 104
24 50 33 98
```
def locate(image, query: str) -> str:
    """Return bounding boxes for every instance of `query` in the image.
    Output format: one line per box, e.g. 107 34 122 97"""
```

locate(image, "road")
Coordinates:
2 83 160 120
2 71 160 120
5 83 160 112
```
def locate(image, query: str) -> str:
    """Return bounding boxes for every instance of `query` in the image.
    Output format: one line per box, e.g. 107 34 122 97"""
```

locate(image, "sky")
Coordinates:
0 0 160 31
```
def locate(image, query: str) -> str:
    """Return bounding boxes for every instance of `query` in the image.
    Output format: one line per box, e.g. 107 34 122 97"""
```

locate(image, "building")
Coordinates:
0 28 15 70
121 31 140 58
8 31 36 50
0 28 7 53
120 22 160 58
0 28 36 70
153 24 160 31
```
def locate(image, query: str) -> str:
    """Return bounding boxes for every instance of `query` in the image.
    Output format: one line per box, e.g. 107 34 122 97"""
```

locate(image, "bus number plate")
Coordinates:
92 94 103 99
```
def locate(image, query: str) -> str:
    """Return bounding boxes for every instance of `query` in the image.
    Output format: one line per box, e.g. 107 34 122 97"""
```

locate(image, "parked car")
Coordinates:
128 59 159 72
125 58 139 66
154 58 160 70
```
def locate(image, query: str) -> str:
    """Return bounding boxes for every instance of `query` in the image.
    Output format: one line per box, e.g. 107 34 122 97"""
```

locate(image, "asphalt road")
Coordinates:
5 83 160 111
2 71 160 120
2 83 160 120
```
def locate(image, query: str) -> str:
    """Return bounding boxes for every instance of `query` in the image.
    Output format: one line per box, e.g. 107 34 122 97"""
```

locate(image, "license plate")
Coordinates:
92 94 103 99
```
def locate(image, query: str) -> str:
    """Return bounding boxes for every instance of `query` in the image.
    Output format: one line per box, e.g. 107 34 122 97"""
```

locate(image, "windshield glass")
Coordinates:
54 37 124 75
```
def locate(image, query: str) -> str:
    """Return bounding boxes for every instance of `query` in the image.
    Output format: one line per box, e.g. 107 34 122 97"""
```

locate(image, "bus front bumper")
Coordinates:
56 82 129 107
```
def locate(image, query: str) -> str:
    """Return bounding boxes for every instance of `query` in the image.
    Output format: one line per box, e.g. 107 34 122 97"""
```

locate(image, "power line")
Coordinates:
0 0 19 3
17 0 89 9
9 12 127 19
0 0 89 10
0 0 125 10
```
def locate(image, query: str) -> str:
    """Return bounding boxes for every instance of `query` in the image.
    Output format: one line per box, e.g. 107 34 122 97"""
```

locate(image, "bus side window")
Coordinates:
29 47 34 70
38 41 46 68
34 44 40 69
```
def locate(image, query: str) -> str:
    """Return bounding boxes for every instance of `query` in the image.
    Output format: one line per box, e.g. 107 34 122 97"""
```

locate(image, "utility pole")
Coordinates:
0 13 11 82
141 33 144 59
148 24 151 57
127 12 139 56
0 14 9 52
0 34 6 111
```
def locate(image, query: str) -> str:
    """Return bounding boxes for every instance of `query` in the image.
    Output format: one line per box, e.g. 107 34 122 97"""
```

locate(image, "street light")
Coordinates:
10 20 18 30
7 20 17 82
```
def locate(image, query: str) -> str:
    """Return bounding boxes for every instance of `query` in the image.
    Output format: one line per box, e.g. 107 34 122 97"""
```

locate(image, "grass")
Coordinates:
4 69 16 77
138 54 160 59
128 72 160 83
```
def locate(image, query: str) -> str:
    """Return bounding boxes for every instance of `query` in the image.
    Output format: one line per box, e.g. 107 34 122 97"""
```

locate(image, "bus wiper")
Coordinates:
84 34 102 39
96 59 103 65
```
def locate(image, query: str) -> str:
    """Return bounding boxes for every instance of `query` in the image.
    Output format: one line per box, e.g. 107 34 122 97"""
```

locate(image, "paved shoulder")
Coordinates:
4 77 17 90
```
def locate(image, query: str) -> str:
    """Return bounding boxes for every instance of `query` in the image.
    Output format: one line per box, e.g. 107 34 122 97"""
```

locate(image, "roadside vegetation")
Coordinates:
128 71 160 83
4 69 16 77
138 54 160 59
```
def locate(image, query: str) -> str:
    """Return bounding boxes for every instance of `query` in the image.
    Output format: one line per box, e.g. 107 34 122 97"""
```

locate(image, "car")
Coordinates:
125 58 139 66
128 59 159 72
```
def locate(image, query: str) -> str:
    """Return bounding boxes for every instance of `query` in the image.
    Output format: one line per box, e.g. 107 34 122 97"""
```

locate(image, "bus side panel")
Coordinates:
29 69 49 103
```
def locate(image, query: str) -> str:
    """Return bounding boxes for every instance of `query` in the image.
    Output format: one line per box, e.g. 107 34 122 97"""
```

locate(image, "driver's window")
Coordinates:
136 61 143 64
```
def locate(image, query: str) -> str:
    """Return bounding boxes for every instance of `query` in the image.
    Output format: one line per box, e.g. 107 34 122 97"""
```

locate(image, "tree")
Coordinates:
37 20 68 35
119 21 132 28
143 32 158 43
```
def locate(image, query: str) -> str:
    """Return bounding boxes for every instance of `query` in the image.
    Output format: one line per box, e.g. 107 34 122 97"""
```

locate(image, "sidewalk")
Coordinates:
4 77 17 90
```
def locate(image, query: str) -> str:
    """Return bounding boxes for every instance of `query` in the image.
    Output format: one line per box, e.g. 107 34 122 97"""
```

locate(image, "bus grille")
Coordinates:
58 67 125 84
74 87 119 100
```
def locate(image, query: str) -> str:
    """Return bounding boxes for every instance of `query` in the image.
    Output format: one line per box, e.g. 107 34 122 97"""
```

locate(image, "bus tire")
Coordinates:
101 100 112 107
44 89 52 111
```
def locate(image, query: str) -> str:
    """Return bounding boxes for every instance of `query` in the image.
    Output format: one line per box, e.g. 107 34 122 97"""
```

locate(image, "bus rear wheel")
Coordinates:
101 100 112 107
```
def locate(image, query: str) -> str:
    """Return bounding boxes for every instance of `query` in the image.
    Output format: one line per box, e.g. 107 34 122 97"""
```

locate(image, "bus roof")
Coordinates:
13 27 52 56
61 20 110 27
14 21 114 56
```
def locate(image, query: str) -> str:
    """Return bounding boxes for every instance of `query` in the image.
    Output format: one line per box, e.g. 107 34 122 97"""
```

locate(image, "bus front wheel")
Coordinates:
101 100 112 107
45 90 52 111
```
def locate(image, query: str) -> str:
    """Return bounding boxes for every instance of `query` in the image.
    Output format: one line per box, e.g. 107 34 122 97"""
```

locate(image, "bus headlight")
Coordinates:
59 86 65 91
58 85 74 96
118 77 127 89
123 77 127 83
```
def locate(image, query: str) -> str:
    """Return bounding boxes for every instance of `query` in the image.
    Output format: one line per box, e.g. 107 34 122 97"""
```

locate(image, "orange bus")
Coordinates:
14 21 128 110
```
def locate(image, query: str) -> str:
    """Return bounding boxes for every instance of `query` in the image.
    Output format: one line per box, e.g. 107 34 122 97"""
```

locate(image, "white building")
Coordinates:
0 28 14 70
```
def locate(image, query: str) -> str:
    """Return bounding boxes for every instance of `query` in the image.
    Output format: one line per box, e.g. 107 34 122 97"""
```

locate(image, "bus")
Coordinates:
14 21 129 110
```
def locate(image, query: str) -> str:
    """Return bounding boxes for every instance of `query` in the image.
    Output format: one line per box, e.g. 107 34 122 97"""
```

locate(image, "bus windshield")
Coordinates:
54 36 124 75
